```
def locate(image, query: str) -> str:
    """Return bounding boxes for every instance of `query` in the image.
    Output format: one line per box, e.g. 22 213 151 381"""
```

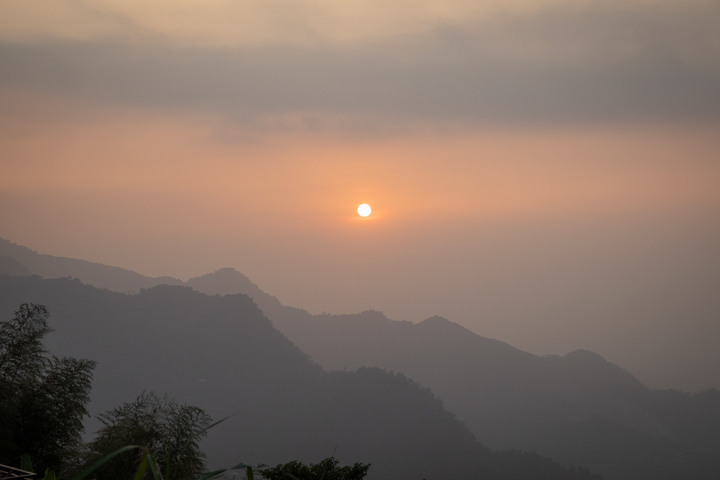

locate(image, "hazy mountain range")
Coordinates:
1 237 719 480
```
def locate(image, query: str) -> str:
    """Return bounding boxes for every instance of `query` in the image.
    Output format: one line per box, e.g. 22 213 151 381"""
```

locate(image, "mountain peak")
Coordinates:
419 315 452 325
212 266 245 276
565 348 608 363
187 267 266 298
191 266 250 281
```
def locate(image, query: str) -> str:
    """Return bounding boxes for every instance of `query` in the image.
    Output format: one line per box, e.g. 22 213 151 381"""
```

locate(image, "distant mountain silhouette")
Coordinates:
188 270 720 480
0 255 31 276
2 237 719 479
0 238 182 292
0 275 602 480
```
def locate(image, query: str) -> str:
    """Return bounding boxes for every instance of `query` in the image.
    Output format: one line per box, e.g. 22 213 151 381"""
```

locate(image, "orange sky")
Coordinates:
1 0 720 391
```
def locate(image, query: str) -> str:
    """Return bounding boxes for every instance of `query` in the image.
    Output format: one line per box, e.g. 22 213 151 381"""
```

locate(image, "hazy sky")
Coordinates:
1 0 719 391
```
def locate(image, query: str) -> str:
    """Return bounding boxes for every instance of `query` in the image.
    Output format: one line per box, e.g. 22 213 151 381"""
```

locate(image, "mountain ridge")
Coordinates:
2 237 719 479
0 237 182 292
0 274 604 480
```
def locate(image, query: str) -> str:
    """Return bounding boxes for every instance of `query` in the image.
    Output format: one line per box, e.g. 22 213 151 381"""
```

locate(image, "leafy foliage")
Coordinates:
259 457 370 480
0 303 96 474
84 391 212 480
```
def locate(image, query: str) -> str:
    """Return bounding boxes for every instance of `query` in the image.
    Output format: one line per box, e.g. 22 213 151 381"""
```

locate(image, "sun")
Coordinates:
357 203 372 217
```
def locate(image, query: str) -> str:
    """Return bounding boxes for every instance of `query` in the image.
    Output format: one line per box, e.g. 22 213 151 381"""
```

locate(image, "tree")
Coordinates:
85 391 212 480
259 457 370 480
0 303 96 474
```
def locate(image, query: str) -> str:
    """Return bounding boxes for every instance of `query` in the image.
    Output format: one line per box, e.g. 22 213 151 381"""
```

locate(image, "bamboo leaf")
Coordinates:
146 453 165 480
200 462 254 480
41 469 57 480
199 468 227 480
204 412 235 432
71 445 142 480
133 455 150 480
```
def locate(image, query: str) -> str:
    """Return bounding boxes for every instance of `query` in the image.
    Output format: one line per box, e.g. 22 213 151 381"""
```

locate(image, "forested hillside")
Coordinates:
0 274 602 480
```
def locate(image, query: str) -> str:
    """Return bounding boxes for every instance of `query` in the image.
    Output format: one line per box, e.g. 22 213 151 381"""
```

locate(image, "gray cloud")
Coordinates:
1 3 719 128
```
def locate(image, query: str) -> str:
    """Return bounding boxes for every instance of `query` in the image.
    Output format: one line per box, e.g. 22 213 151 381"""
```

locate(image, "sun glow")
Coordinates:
357 204 372 217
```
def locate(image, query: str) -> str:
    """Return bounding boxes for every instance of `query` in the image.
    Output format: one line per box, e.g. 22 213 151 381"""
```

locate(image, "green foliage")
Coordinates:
0 303 96 475
259 457 370 480
84 391 212 480
42 468 58 480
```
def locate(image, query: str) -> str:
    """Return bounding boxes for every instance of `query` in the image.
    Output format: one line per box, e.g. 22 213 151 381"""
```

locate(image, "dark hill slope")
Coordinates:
0 275 602 480
4 243 717 479
262 307 720 480
184 269 720 480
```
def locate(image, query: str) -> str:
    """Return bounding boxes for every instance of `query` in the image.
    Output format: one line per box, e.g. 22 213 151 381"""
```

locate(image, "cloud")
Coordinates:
1 1 719 131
